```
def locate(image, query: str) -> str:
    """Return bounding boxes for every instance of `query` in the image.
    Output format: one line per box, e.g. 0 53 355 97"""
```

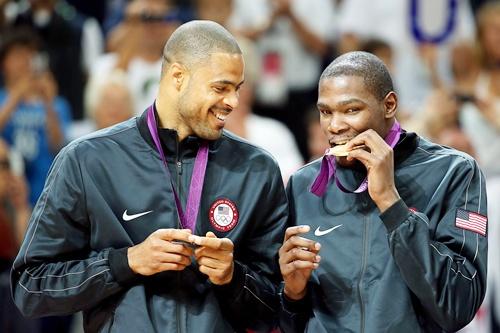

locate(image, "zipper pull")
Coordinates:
177 160 182 175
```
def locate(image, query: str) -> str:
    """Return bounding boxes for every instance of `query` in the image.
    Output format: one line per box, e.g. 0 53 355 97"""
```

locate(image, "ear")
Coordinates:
169 62 187 91
383 91 398 119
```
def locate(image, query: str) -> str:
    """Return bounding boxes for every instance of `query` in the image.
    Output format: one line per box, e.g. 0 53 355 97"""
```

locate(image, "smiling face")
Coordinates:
175 52 244 140
317 75 396 167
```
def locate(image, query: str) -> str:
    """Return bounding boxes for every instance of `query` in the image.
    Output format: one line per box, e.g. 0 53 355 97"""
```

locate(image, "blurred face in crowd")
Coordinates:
176 53 244 140
372 47 394 74
94 84 134 130
317 75 395 167
451 41 478 78
1 45 35 82
196 0 233 26
479 8 500 64
435 127 475 158
126 0 178 52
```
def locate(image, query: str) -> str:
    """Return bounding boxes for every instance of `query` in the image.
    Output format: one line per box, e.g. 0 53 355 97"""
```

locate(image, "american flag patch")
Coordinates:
455 208 487 236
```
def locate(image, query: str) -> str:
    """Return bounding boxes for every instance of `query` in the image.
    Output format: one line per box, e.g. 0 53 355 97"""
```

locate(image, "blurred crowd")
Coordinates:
0 0 499 332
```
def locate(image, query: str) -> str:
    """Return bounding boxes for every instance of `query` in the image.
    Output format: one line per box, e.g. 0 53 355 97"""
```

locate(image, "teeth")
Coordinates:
214 112 227 121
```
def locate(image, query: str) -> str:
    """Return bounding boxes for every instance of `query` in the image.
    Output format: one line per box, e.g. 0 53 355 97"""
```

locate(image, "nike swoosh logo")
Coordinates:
122 210 153 221
314 224 343 236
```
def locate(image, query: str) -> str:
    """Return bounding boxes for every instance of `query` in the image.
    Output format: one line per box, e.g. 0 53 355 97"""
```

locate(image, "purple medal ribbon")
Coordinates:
147 105 209 231
310 121 402 197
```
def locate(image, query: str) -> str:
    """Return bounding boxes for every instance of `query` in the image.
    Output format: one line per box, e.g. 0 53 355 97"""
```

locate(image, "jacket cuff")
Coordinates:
213 260 246 299
280 284 310 314
379 199 411 232
108 247 139 285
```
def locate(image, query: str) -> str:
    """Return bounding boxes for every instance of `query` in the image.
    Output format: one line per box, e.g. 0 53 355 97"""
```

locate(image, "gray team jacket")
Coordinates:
280 133 487 333
11 110 288 332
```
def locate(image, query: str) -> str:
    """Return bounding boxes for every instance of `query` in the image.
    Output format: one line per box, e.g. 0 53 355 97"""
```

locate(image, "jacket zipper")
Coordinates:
176 141 182 333
357 214 370 333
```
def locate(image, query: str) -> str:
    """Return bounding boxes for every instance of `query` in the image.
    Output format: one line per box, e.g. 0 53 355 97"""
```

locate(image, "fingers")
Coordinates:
345 147 376 167
189 234 234 251
279 250 320 277
346 130 393 166
279 226 321 276
191 232 234 284
152 262 189 272
196 254 232 270
198 265 232 285
284 225 310 242
153 251 192 267
155 228 192 242
281 226 320 254
149 237 194 257
194 245 233 262
128 237 193 275
347 129 387 154
193 232 233 261
280 245 320 264
280 259 319 276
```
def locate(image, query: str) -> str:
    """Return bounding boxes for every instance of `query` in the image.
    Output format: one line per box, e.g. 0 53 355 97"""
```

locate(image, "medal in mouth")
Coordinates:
326 143 366 157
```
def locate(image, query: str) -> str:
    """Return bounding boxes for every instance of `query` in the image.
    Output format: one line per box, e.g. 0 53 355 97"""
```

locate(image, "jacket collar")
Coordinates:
394 131 418 166
137 104 222 160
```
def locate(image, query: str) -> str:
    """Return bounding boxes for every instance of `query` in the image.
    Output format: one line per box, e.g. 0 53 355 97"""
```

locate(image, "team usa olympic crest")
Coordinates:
209 198 239 232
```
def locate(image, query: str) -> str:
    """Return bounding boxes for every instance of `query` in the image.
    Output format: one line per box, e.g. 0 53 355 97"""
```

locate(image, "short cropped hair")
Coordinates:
0 27 40 65
161 20 241 75
320 51 394 101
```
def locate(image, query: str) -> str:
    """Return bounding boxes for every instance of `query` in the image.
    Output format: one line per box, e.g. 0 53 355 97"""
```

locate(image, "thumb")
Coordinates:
206 231 217 238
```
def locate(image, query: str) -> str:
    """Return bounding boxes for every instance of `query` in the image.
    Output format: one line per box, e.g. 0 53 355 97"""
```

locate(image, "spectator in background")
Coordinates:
360 39 395 74
70 71 135 140
0 27 71 206
459 1 500 179
305 107 329 162
194 0 233 27
0 0 14 31
338 0 476 116
0 139 29 263
224 37 303 182
227 0 337 161
358 38 419 120
450 40 481 96
0 138 35 333
13 0 104 120
95 0 179 115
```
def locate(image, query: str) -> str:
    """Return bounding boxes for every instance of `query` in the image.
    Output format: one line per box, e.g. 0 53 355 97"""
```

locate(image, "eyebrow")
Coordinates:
317 98 366 110
212 80 245 88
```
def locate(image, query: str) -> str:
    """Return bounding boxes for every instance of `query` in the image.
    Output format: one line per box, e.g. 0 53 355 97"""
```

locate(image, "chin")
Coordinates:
197 128 223 141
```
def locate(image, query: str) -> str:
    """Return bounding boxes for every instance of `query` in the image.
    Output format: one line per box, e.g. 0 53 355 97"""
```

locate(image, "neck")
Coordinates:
383 118 397 138
154 98 191 141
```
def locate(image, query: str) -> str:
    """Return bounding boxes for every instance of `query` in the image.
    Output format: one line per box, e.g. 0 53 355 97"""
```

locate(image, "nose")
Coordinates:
327 114 349 134
223 90 239 110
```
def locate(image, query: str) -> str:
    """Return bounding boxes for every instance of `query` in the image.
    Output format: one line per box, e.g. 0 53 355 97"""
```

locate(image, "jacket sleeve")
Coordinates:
380 158 487 331
213 163 288 332
10 143 137 318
